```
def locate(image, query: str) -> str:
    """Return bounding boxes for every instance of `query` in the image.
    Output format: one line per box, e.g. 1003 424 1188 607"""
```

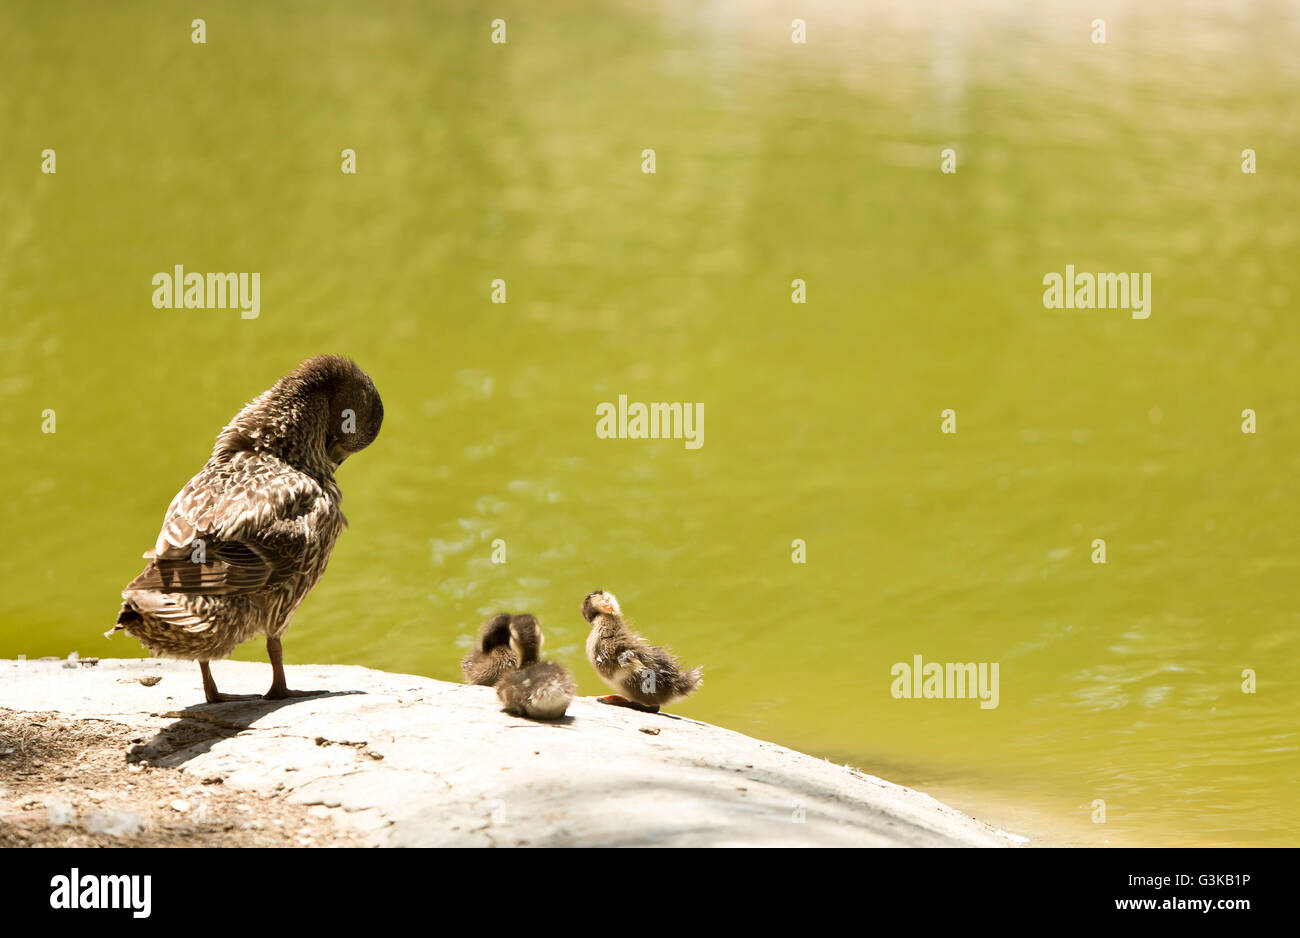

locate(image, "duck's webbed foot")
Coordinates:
199 662 260 704
596 694 661 713
208 691 262 704
263 686 329 700
264 636 330 701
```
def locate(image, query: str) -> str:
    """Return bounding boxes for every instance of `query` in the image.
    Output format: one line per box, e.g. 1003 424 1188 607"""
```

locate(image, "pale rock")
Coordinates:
0 657 1025 848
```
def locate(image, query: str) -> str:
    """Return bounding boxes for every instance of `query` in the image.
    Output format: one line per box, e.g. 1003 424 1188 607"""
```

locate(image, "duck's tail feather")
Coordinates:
106 601 141 640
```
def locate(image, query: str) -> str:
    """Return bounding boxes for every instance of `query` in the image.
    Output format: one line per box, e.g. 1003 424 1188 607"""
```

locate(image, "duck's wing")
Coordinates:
126 457 332 597
643 644 686 674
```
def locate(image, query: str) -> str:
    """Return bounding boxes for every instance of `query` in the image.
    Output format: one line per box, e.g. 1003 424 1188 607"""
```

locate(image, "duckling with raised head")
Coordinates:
461 613 518 686
495 614 577 720
582 590 702 713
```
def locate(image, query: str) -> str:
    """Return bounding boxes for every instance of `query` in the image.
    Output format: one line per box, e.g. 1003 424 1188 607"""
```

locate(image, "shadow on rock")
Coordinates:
127 691 364 769
498 712 579 727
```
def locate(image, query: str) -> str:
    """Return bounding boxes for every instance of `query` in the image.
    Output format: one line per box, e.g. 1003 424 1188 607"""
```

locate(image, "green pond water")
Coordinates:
3 1 1298 846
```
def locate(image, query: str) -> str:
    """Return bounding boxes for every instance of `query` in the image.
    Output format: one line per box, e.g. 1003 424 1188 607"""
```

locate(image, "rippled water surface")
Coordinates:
3 0 1299 845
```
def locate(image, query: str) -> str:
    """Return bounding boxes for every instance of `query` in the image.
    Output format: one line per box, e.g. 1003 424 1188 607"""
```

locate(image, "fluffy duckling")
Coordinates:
109 355 383 704
582 590 702 712
461 613 519 686
496 614 577 720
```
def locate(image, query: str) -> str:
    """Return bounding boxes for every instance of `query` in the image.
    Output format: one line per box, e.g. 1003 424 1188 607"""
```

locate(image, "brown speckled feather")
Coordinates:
112 355 382 662
497 661 577 720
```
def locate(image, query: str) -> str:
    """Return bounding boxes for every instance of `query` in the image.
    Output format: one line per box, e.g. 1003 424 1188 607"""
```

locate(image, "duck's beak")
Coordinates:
329 442 350 465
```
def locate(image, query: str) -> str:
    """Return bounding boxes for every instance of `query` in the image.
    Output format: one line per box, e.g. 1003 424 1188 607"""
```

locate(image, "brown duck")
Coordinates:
461 613 518 686
495 614 577 720
582 590 702 712
109 355 383 703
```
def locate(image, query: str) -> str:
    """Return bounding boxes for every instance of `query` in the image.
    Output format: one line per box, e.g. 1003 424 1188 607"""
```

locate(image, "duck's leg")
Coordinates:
595 695 660 713
199 661 260 704
263 636 329 700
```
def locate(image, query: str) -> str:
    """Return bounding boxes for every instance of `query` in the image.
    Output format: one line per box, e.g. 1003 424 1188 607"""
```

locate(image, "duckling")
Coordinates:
582 590 702 713
496 614 577 720
460 613 518 686
109 355 383 704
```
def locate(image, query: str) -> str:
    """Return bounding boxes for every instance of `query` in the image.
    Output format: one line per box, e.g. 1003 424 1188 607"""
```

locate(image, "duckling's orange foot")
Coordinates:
596 695 660 713
263 686 329 700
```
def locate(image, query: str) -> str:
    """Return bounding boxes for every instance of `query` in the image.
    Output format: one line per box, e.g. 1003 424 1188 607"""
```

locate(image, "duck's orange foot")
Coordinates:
206 691 262 704
596 695 660 713
264 687 330 700
200 661 262 705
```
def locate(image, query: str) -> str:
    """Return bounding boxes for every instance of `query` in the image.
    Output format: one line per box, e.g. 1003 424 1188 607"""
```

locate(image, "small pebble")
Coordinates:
170 800 190 813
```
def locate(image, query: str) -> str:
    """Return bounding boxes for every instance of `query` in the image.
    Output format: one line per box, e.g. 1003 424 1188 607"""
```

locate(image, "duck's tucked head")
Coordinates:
508 614 543 665
295 355 384 465
478 613 513 653
217 355 383 472
582 590 621 623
